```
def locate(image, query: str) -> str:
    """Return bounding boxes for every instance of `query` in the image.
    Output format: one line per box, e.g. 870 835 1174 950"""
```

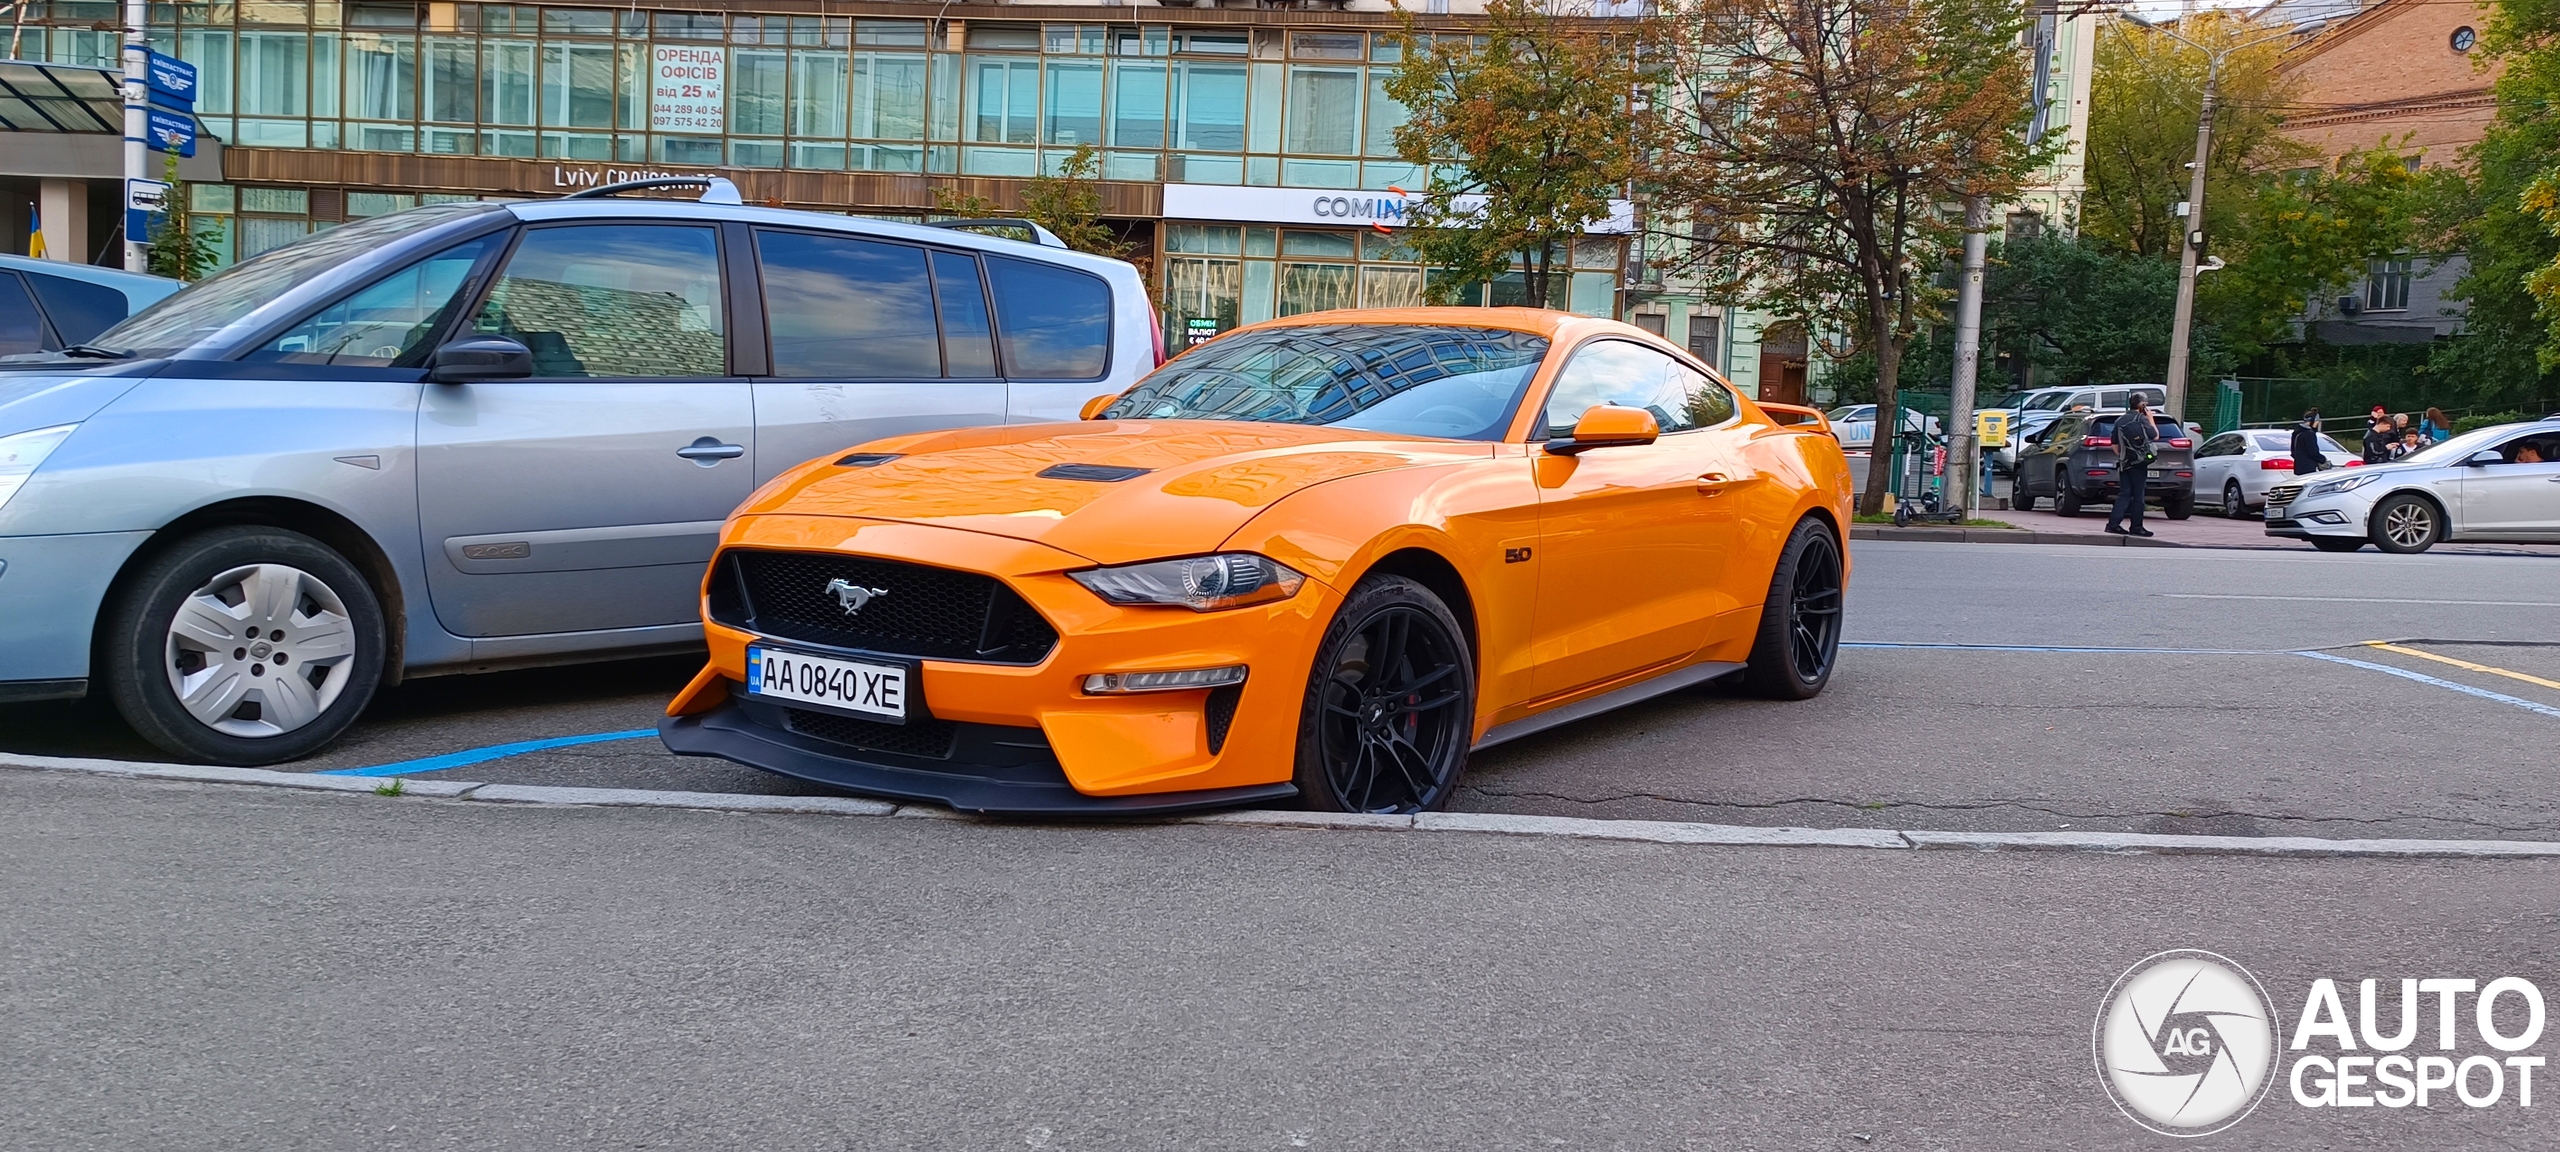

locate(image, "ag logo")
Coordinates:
2095 950 2280 1137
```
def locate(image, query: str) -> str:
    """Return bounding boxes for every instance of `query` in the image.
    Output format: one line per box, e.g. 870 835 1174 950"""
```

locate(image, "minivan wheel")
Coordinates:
103 527 387 765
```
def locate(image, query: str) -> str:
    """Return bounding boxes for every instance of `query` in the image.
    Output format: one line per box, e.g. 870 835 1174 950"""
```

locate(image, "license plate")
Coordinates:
745 646 908 722
2151 468 2173 478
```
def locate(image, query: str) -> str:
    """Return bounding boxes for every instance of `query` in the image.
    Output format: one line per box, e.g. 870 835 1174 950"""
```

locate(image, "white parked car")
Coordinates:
1824 404 1939 453
2265 417 2560 553
2191 427 2360 517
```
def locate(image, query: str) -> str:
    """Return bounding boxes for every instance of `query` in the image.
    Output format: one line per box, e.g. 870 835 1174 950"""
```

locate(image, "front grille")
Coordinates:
784 706 960 759
713 550 1058 664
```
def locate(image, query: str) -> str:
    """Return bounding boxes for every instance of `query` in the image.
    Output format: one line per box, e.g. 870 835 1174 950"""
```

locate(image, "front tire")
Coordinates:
1294 575 1475 814
2370 494 2443 554
102 527 387 765
1741 517 1844 700
2011 473 2038 512
2163 491 2194 520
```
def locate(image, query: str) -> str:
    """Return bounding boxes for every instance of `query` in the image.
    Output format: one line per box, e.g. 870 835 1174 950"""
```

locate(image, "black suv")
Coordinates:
2011 411 2197 518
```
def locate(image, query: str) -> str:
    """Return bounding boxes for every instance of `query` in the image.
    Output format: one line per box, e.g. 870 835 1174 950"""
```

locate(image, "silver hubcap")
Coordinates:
2225 485 2241 515
164 563 357 737
2383 503 2433 548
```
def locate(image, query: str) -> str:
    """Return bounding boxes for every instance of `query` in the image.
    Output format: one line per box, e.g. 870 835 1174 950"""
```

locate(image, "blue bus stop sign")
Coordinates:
145 51 198 109
145 107 197 157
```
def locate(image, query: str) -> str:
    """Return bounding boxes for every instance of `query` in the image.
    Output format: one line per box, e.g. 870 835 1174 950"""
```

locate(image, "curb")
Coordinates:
11 753 2560 860
1849 525 2187 548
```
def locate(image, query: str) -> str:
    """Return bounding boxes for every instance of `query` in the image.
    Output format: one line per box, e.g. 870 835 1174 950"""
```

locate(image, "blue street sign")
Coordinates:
145 51 198 109
145 107 196 157
127 179 172 247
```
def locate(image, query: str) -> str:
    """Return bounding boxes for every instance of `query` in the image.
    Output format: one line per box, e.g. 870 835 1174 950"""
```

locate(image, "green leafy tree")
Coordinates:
1385 0 1643 309
931 145 1130 259
2083 14 2305 260
143 152 224 282
1648 0 2043 515
2424 0 2560 408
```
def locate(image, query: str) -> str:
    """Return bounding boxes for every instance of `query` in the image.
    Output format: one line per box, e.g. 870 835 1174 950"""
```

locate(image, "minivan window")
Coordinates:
248 236 495 367
756 230 940 379
470 224 726 378
95 202 496 357
986 255 1110 379
931 251 998 378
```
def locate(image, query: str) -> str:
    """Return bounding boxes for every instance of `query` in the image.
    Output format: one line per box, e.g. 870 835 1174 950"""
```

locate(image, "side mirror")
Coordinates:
1545 405 1659 456
2466 450 2504 468
427 336 532 383
1079 393 1119 421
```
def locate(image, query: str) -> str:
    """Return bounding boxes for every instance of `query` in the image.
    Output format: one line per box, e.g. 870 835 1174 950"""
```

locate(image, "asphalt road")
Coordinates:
4 769 2554 1151
6 542 2558 840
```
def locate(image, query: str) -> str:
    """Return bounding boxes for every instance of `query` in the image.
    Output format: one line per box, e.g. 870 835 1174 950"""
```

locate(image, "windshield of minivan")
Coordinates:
1103 324 1547 440
2022 391 2068 411
83 204 497 358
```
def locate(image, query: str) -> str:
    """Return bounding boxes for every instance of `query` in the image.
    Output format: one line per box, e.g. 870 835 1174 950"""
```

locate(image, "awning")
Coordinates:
0 57 223 180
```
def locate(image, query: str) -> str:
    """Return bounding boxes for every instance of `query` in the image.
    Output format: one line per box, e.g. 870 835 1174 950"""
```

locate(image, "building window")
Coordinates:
2365 258 2412 312
1689 313 1721 369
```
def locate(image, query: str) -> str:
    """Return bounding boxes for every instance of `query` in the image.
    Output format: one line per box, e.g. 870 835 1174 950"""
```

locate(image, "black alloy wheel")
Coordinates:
1295 575 1475 814
1742 517 1845 700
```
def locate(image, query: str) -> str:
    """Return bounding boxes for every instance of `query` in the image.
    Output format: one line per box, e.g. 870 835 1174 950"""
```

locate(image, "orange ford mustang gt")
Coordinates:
660 307 1853 814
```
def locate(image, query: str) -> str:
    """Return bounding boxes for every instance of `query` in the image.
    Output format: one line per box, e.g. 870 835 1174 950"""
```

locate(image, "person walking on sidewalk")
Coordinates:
2291 409 2329 477
2107 397 2159 537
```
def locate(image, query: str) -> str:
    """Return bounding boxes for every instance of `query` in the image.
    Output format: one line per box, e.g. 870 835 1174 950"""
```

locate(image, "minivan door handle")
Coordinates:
677 436 746 465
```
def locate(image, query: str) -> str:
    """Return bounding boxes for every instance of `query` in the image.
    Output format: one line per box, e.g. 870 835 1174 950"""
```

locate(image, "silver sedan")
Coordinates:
2191 428 2359 517
2264 418 2560 552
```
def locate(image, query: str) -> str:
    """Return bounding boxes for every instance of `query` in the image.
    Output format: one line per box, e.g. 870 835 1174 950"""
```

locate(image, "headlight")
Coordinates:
0 424 76 516
2303 472 2382 498
1070 553 1306 612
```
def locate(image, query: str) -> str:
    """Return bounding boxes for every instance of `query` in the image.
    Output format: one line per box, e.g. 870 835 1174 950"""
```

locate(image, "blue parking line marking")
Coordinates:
2296 651 2560 721
1843 642 2276 655
317 729 657 777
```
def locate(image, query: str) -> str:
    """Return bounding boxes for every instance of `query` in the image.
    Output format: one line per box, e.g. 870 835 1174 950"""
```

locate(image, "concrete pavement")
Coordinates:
5 768 2555 1151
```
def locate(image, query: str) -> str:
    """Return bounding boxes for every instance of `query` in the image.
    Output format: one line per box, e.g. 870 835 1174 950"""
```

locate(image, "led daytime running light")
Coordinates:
1082 665 1248 694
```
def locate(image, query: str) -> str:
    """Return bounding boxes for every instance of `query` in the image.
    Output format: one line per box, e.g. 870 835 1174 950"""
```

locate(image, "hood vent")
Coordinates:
1038 463 1153 483
835 453 902 467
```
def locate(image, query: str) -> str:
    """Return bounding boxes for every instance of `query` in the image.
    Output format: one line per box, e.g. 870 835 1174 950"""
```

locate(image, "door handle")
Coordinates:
1696 472 1750 495
677 436 745 465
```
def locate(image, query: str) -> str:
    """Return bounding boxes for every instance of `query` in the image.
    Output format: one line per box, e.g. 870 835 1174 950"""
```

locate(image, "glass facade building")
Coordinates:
6 2 1627 345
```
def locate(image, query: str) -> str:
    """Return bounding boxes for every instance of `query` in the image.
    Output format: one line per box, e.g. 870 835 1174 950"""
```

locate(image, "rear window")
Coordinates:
986 255 1110 380
0 273 43 356
2092 416 2185 438
22 270 129 345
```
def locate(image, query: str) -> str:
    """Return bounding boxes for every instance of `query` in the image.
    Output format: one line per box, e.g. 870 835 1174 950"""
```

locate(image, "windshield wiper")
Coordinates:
57 343 135 359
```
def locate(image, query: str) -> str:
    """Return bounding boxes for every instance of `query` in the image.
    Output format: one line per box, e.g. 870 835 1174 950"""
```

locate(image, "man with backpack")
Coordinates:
2291 409 2328 477
2106 396 2159 538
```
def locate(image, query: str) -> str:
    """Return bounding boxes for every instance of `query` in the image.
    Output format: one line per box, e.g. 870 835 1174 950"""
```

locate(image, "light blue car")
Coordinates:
0 180 1161 765
0 254 182 356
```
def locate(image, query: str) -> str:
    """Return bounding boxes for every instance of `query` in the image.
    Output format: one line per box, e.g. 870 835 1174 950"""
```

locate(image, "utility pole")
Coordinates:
121 0 147 272
1947 194 1989 517
2123 12 2326 422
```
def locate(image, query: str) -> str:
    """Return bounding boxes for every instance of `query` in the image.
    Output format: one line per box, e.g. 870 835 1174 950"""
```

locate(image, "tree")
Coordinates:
1649 0 2042 515
143 151 224 282
2082 14 2303 261
2457 0 2560 403
1385 0 1643 309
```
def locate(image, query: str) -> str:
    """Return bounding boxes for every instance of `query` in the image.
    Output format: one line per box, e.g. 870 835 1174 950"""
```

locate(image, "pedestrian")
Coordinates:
2364 406 2393 465
2397 428 2425 459
2106 397 2159 537
2422 407 2453 443
2291 409 2329 476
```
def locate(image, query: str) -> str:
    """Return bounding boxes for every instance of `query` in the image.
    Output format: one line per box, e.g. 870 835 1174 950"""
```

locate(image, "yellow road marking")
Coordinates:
2363 641 2560 693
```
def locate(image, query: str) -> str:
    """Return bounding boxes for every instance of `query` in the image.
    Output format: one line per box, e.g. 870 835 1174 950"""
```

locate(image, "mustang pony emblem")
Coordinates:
823 579 889 616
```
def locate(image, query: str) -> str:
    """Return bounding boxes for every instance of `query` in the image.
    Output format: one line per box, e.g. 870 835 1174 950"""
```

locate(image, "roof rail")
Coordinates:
923 217 1069 249
563 176 744 205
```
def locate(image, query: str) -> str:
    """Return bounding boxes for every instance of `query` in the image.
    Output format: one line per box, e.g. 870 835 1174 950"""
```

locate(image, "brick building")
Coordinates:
2278 0 2498 341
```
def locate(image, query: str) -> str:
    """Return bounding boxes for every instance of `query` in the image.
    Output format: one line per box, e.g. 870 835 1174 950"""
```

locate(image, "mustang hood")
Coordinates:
739 419 1493 565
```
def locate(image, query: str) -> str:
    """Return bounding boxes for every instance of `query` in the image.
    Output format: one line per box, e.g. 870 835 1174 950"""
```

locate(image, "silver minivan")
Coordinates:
0 180 1160 764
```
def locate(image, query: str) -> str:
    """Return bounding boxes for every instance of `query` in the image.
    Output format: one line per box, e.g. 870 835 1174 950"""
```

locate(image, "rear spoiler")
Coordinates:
1758 402 1832 434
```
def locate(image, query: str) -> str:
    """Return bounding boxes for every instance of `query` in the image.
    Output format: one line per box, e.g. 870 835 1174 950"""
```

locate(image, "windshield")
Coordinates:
1103 324 1548 441
1826 406 1870 420
86 204 498 358
2022 392 2069 411
1988 391 2033 408
2397 426 2518 468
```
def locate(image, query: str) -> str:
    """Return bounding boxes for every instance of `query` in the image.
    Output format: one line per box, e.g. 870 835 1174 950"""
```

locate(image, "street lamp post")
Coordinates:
2120 12 2322 423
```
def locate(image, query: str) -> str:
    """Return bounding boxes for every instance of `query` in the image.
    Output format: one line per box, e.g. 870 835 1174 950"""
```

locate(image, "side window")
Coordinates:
1542 339 1727 437
0 273 45 356
2098 389 2128 409
755 230 940 379
986 255 1110 380
470 224 725 378
2199 433 2239 457
931 251 998 379
22 270 128 346
250 236 494 366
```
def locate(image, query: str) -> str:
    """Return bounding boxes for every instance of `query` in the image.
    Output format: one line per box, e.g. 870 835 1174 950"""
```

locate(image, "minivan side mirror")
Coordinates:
427 336 533 383
2465 450 2504 468
1079 393 1119 420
